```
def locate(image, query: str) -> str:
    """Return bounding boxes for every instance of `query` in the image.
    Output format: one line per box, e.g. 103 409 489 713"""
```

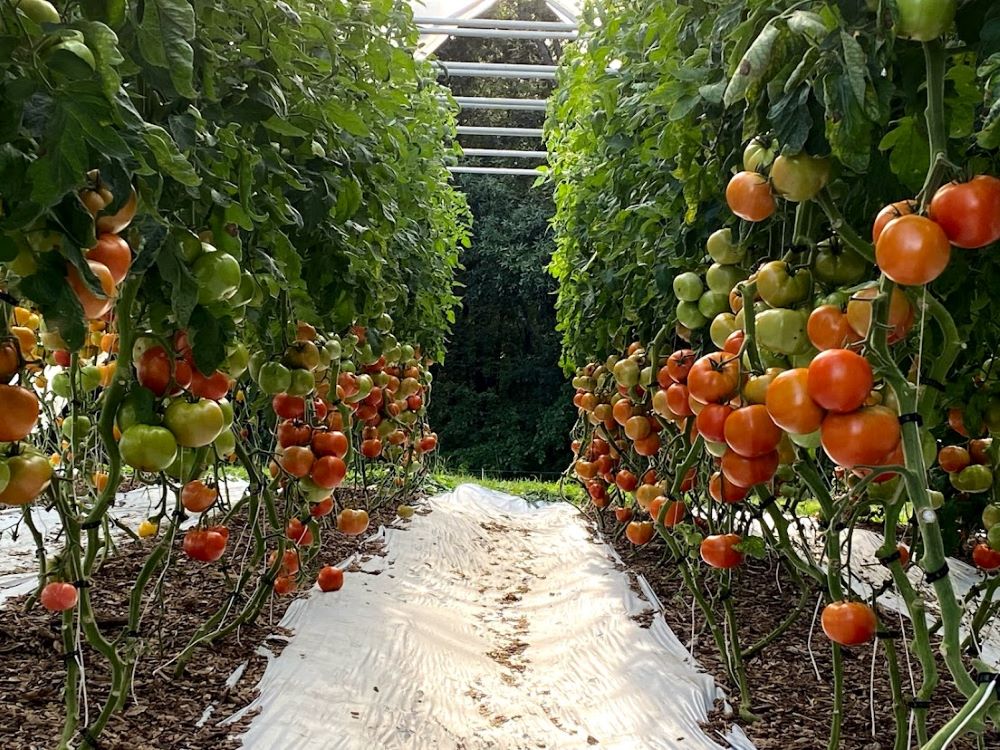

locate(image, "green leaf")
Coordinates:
839 30 867 105
156 242 199 328
141 124 200 186
188 306 228 374
768 84 811 154
735 535 767 559
724 22 781 108
26 116 87 209
329 106 370 137
262 116 308 137
79 21 123 99
878 115 929 192
137 0 196 99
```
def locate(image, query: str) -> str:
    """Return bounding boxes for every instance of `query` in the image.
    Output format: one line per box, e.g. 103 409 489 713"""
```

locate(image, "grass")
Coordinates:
430 472 582 504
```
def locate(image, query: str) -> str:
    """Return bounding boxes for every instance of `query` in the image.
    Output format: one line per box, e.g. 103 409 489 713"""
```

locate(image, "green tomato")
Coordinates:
164 447 206 482
116 387 159 432
47 39 96 78
756 261 811 307
213 428 236 458
743 137 777 172
340 360 356 374
298 476 332 503
705 263 745 294
950 464 993 494
672 272 704 302
676 301 708 330
120 425 178 472
257 362 291 395
896 0 956 42
0 460 10 494
789 430 822 449
813 244 868 286
51 372 72 399
217 398 234 428
710 313 738 349
706 228 745 265
698 291 730 319
229 272 256 307
192 250 241 306
742 347 788 371
248 351 267 382
613 358 640 388
354 374 374 399
61 415 91 446
287 367 316 396
704 439 728 458
164 399 225 448
982 504 1000 531
399 344 413 362
80 365 101 392
984 396 1000 436
789 345 819 368
9 248 37 276
225 343 250 378
989 525 1000 552
927 489 945 509
770 154 830 203
756 308 810 356
327 339 343 362
16 0 61 24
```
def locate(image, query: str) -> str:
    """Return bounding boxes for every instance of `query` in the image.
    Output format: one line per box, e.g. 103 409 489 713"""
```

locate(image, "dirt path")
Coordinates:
232 485 753 750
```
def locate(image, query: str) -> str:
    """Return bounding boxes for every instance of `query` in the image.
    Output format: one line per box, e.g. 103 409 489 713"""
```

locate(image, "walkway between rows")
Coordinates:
232 485 754 750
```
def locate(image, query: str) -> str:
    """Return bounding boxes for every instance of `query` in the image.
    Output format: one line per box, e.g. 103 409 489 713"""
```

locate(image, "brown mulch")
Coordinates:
596 517 1000 750
0 486 416 750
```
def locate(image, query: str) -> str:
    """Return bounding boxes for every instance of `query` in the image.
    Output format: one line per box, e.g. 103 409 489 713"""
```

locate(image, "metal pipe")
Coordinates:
441 68 556 80
418 27 577 40
456 126 544 137
438 61 558 73
449 166 543 176
461 148 548 158
414 16 577 31
452 96 548 111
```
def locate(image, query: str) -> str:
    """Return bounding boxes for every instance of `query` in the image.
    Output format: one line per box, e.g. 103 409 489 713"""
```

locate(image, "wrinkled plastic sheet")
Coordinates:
233 484 755 750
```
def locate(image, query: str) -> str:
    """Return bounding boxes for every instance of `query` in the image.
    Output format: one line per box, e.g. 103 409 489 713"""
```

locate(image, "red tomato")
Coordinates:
190 368 231 400
972 543 1000 571
687 352 741 404
286 518 314 546
279 446 315 478
272 393 306 420
634 433 660 457
821 406 900 469
625 520 654 545
872 200 916 243
723 330 744 355
666 383 694 417
268 549 300 576
721 449 779 488
180 479 217 512
588 479 609 507
807 349 873 413
700 533 744 569
137 346 171 397
615 469 639 492
938 445 970 473
317 565 344 592
273 576 296 595
875 214 951 286
696 403 733 444
846 287 914 344
666 349 696 383
723 405 782 458
766 369 825 434
807 305 858 351
277 420 313 448
86 233 131 284
360 438 382 459
709 471 748 504
821 601 877 646
929 175 1000 249
311 455 347 489
614 507 634 523
183 528 227 562
649 497 686 526
656 365 674 389
310 496 334 517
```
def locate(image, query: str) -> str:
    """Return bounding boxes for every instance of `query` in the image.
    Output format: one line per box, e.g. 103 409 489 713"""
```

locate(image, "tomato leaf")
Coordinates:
79 21 124 99
19 254 86 350
187 307 229 374
156 242 198 328
140 124 200 187
877 115 929 192
137 0 196 99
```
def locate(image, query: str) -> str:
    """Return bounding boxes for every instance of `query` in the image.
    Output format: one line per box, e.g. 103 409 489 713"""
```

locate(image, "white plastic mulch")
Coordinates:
231 484 756 750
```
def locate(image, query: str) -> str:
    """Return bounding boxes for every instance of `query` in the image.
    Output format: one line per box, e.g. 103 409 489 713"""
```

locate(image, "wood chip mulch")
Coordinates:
596 516 1000 750
0 487 416 750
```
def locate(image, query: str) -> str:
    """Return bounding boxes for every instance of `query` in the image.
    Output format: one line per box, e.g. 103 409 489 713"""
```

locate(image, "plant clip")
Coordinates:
976 672 1000 697
921 377 946 392
72 579 91 589
62 649 80 664
718 587 733 602
758 494 777 511
897 412 923 426
261 574 276 587
905 697 932 709
80 519 102 530
875 629 902 640
877 549 901 566
80 728 102 749
966 642 981 657
924 563 950 583
126 629 140 638
172 508 188 520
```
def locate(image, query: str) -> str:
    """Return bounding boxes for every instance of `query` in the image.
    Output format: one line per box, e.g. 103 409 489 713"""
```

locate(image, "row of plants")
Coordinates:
0 0 466 747
547 1 1000 748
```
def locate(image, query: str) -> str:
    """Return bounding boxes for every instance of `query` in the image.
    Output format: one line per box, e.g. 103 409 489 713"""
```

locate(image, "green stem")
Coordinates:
814 190 875 263
737 281 763 373
918 40 948 208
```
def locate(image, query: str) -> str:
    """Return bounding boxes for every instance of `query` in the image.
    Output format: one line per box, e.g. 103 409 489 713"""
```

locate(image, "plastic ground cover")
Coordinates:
232 484 755 750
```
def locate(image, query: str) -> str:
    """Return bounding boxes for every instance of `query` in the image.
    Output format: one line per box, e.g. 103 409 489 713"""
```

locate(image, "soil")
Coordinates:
596 516 1000 750
0 487 413 750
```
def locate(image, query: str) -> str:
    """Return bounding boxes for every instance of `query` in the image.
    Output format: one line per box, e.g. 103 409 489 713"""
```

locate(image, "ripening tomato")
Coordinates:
807 305 858 351
615 469 639 493
269 549 300 576
183 527 227 562
696 403 733 444
67 260 116 319
86 233 131 284
666 383 694 417
938 445 971 473
190 368 232 400
624 415 651 441
666 349 696 383
723 405 783 459
766 369 825 435
723 330 744 355
649 497 686 527
700 533 744 569
726 171 775 222
317 565 344 592
821 601 877 646
687 352 740 404
846 287 914 343
709 471 748 504
634 433 660 457
875 214 951 286
40 581 78 612
337 508 370 536
896 545 911 568
929 175 1000 249
721 449 779 488
0 385 39 442
625 520 654 545
286 518 314 546
280 446 315 478
137 346 172 396
612 399 633 426
821 406 900 469
278 420 313 448
181 479 217 513
807 349 873 413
